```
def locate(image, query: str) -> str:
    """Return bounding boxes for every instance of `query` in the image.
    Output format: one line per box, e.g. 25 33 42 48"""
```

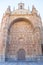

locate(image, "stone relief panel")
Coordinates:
6 20 34 58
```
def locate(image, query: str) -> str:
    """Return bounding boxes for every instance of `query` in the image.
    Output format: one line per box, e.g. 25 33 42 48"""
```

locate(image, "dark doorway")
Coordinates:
17 49 26 60
41 44 43 55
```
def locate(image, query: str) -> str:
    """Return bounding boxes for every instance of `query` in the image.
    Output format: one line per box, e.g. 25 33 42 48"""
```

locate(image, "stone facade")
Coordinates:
0 3 43 61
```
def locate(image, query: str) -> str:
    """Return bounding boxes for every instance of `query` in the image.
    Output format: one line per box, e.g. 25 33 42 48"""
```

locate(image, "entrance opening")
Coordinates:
17 49 26 60
41 44 43 55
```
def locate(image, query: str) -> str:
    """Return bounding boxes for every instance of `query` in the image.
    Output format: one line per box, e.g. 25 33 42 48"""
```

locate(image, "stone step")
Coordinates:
0 61 43 65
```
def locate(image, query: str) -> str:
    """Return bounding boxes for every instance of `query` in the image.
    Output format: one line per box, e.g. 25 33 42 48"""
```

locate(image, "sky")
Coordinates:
0 0 43 24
